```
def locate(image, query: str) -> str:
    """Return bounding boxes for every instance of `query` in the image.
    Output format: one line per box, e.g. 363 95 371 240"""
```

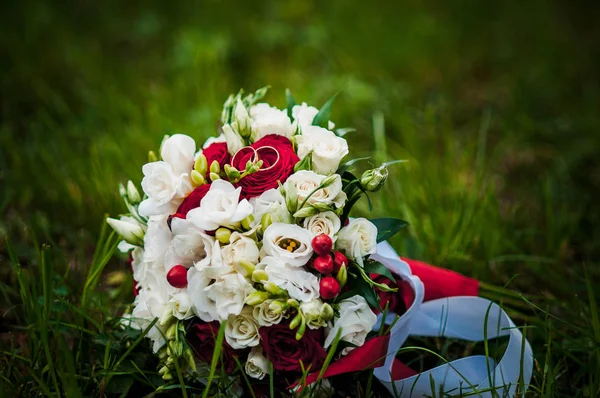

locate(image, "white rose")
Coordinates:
169 291 194 320
292 102 335 130
261 256 320 302
285 171 347 209
160 134 197 175
261 223 313 266
300 299 328 329
187 179 253 231
324 295 377 349
303 211 341 241
249 103 294 141
296 126 348 175
138 161 194 216
166 218 215 269
205 272 256 320
245 347 270 380
225 306 261 349
139 134 196 217
250 188 293 226
336 218 377 266
253 299 285 327
221 232 260 268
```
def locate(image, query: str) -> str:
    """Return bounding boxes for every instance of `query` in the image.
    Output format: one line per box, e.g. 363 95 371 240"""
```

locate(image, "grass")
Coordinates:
1 0 599 396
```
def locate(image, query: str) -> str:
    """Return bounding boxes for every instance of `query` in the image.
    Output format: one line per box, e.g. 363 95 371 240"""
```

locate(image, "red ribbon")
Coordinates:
301 257 480 385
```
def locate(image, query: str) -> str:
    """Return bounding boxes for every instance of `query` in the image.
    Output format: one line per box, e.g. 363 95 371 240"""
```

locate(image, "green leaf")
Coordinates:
338 272 381 310
371 217 409 243
337 156 371 175
285 88 296 120
312 90 341 127
364 260 396 282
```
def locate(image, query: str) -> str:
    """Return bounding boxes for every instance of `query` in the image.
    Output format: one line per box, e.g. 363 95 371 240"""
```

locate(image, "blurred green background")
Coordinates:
1 0 600 395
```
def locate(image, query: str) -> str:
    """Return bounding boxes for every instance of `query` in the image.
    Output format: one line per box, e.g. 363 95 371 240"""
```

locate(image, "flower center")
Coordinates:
278 238 301 252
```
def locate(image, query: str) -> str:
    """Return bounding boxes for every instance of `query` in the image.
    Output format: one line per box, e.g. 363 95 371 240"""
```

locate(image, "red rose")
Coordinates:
231 135 299 199
187 321 238 373
371 273 414 316
259 322 327 373
175 184 211 216
202 142 230 177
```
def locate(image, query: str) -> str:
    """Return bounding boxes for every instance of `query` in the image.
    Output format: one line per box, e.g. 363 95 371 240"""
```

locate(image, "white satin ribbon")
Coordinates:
372 242 533 397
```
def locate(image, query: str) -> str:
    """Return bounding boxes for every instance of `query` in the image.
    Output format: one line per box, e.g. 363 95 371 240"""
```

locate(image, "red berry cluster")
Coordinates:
311 234 348 300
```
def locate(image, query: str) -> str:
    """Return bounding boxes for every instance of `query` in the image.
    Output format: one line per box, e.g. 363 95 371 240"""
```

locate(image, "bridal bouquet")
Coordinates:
107 87 408 395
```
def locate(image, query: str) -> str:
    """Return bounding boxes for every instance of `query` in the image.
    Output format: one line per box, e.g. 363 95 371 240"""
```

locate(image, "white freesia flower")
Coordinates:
133 214 172 289
160 134 197 175
169 291 194 320
106 216 145 246
324 295 377 349
261 256 320 302
139 135 196 216
250 188 293 226
245 347 270 380
222 124 245 155
296 126 348 175
300 299 328 329
221 232 260 267
166 218 215 269
285 171 346 209
336 218 377 266
187 266 219 322
225 306 261 349
187 179 253 231
249 103 294 141
303 211 341 241
205 273 256 320
292 102 335 130
253 299 285 327
129 286 172 352
261 223 314 266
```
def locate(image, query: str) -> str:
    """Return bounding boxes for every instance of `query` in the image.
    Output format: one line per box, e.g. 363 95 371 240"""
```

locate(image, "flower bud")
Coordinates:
293 150 313 172
118 182 127 197
159 306 175 326
293 206 318 218
224 164 241 182
234 98 252 137
184 347 197 372
210 160 221 175
209 172 220 181
191 170 206 186
261 213 273 231
289 312 303 330
215 228 231 244
247 159 264 174
321 303 334 321
234 258 255 276
286 299 299 309
360 165 389 192
295 319 307 341
321 174 339 188
252 269 269 283
336 263 348 287
263 281 286 297
166 322 178 340
241 214 254 230
194 154 208 176
148 150 158 162
312 202 333 212
126 180 141 203
245 291 270 306
268 300 287 314
106 217 145 246
284 181 298 213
